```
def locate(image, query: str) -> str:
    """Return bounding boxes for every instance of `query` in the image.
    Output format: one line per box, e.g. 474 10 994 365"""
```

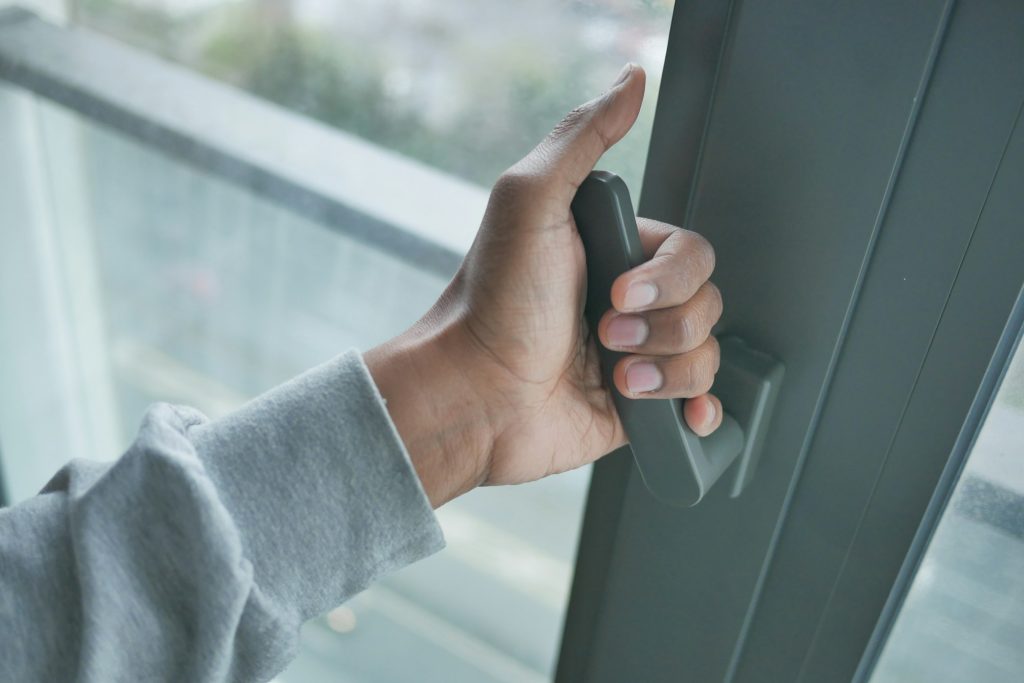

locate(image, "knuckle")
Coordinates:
677 356 705 395
680 345 717 395
706 282 724 318
677 313 697 349
708 336 722 372
691 233 716 278
682 362 699 394
699 365 716 395
664 227 687 250
638 217 677 243
655 228 687 262
700 283 724 331
694 357 716 395
493 169 542 199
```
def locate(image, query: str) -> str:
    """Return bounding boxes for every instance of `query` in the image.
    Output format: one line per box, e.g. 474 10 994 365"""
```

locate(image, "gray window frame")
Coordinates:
558 1 1024 681
856 284 1024 681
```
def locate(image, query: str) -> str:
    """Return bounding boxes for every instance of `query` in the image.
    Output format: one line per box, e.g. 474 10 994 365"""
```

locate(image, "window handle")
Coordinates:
572 171 784 506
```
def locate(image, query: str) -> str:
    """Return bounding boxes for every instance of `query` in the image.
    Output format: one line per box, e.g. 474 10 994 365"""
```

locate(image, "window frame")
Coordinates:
857 290 1024 681
557 0 1024 681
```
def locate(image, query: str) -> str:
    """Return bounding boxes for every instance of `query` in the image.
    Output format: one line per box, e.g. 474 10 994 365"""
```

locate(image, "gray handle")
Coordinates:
572 171 783 506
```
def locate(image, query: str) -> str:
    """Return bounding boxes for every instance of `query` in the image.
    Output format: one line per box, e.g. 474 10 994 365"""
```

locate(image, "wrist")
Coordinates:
364 319 497 507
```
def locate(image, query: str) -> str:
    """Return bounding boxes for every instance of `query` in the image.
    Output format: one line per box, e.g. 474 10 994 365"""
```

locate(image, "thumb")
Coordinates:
521 64 646 202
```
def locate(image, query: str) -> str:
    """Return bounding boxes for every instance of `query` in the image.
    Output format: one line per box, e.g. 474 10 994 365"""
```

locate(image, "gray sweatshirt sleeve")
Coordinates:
0 350 446 683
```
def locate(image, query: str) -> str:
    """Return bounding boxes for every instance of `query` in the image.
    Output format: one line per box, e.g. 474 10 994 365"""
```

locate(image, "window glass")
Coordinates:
4 95 583 682
6 1 676 680
870 330 1024 683
74 0 674 196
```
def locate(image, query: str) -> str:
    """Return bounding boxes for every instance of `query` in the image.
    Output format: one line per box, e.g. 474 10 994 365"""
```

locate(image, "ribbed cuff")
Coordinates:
188 351 445 619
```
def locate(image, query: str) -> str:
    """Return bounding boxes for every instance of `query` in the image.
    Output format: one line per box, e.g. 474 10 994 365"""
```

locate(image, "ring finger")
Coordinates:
613 336 721 399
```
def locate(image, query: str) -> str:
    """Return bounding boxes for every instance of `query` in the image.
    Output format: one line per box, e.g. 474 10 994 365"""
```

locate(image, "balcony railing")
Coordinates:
0 6 487 277
0 8 586 683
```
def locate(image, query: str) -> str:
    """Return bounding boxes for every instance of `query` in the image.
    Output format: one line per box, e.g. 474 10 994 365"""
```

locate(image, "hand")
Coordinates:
366 64 723 507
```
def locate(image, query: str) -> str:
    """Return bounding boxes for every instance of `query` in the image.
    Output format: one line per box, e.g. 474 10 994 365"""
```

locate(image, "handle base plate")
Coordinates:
713 337 785 498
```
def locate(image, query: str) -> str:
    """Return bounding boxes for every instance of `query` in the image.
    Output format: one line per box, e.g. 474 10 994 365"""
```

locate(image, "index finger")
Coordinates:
611 219 716 312
635 217 678 258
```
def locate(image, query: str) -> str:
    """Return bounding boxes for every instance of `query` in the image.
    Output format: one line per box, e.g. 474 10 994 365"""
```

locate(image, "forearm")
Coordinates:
0 352 443 683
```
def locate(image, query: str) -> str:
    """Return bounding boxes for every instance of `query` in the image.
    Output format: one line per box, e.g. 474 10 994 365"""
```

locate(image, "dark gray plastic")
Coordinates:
560 0 1024 680
572 170 783 506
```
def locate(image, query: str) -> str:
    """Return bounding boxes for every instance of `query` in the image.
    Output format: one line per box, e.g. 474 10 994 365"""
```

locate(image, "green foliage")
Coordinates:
75 0 183 57
77 0 661 192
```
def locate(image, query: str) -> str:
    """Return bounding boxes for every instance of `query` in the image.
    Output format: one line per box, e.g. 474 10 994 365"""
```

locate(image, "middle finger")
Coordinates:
599 282 722 355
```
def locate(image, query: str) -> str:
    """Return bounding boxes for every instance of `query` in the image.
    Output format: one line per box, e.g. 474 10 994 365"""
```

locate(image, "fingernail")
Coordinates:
611 63 634 88
626 362 663 394
705 399 717 428
606 315 649 348
623 282 658 310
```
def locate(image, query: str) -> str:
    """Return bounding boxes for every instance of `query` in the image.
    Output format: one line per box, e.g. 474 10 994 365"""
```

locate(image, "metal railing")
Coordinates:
0 6 488 278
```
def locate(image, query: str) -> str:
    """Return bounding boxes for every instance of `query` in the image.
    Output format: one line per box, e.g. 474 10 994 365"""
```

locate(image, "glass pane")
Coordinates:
870 330 1024 683
74 0 675 197
0 95 588 682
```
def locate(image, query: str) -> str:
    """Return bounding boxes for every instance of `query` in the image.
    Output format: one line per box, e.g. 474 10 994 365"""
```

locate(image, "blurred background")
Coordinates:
76 0 670 190
0 1 674 681
3 3 1024 683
